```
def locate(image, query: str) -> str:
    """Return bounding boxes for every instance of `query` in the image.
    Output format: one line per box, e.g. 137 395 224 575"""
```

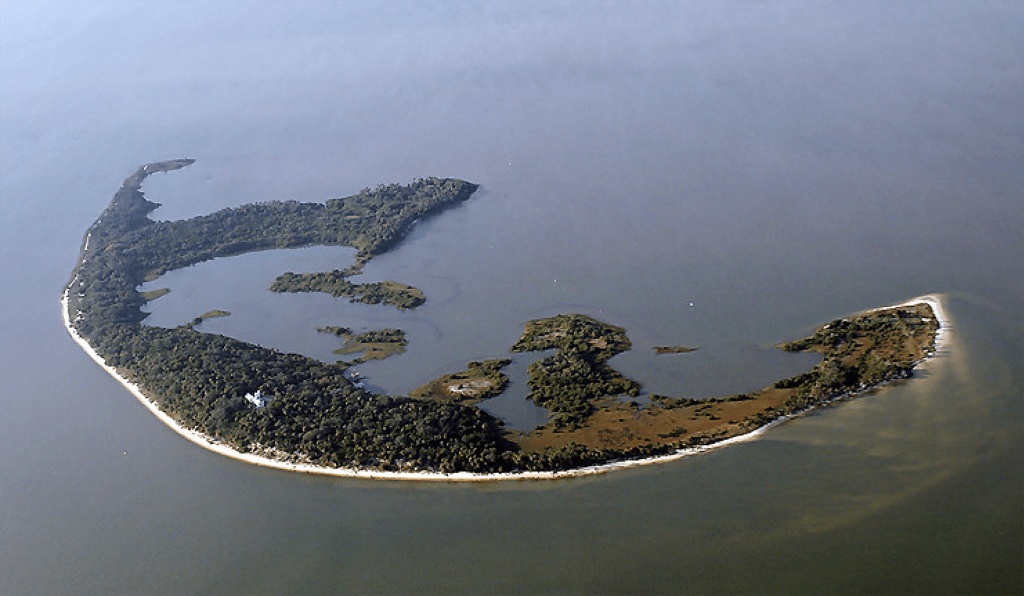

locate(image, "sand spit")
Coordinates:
890 294 950 355
61 292 949 482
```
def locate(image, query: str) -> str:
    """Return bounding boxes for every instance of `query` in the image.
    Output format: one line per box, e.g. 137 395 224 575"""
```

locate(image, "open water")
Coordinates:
1 2 1021 594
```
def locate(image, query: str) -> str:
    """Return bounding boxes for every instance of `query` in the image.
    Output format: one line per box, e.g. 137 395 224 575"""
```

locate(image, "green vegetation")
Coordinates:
183 309 232 328
272 271 425 310
654 345 698 354
512 304 939 463
411 358 512 404
323 327 409 363
771 305 940 402
140 288 170 301
511 315 640 431
67 160 504 473
65 159 941 476
510 314 632 356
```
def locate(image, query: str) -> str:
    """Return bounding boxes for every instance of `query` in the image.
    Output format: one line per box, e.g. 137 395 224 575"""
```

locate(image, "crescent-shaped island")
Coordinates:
63 160 946 480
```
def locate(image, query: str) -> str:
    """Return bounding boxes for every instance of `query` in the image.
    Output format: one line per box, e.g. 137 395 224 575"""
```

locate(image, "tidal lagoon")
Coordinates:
1 1 1021 593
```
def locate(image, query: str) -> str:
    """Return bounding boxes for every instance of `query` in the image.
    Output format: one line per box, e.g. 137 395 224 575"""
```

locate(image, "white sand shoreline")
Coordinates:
61 291 949 482
892 294 950 355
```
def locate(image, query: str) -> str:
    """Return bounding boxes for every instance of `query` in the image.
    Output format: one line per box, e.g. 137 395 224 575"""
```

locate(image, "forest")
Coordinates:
66 161 514 473
271 271 425 310
510 315 640 430
65 160 941 475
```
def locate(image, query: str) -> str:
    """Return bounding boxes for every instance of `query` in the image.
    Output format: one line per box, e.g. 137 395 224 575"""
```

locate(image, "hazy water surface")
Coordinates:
1 2 1021 594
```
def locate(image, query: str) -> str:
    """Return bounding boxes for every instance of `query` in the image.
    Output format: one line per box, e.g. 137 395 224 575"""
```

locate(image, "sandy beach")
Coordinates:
62 291 949 482
892 294 951 355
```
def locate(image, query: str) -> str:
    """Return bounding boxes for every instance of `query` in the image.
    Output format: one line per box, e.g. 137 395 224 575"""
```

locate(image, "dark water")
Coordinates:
1 2 1021 594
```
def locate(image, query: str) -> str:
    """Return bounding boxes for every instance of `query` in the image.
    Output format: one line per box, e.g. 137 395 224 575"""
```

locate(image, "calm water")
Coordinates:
138 238 822 428
1 2 1021 594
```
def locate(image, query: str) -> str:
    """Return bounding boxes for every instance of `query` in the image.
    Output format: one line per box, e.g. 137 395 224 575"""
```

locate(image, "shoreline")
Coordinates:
61 292 949 482
890 294 950 355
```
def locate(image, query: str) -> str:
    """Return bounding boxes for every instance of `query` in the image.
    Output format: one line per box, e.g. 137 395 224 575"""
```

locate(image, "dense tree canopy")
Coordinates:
65 160 941 475
67 161 510 473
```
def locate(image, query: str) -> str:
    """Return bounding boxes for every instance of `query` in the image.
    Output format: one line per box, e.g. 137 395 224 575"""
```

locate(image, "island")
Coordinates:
510 314 640 431
318 326 409 364
186 309 232 329
509 303 941 459
653 345 699 354
62 159 945 479
411 359 512 405
271 271 426 310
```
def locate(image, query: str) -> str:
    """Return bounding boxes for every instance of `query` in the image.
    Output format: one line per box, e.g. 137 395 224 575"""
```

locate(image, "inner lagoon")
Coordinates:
1 1 1021 593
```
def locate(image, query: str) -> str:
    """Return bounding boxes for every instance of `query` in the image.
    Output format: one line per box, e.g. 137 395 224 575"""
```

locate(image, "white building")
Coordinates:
244 390 268 408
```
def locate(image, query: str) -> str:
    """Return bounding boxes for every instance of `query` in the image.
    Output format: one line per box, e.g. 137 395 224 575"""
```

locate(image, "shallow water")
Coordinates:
139 233 822 429
1 2 1021 594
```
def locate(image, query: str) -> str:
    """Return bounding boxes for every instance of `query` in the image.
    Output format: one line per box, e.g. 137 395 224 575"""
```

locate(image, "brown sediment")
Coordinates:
513 300 942 456
64 284 948 480
320 327 408 363
60 160 948 479
516 388 795 453
140 287 170 301
411 358 511 404
653 346 699 354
